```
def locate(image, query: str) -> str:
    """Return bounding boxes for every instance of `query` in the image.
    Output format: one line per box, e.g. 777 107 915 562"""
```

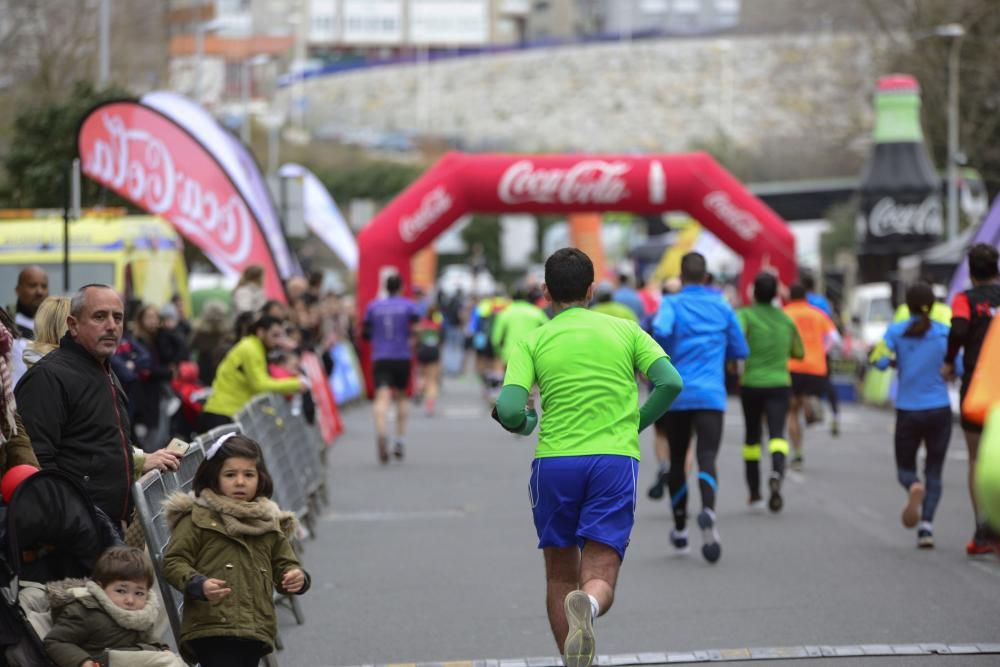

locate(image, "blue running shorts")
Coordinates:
528 454 638 560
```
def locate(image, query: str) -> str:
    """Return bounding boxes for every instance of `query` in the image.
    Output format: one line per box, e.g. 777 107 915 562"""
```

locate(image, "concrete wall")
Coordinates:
284 31 888 161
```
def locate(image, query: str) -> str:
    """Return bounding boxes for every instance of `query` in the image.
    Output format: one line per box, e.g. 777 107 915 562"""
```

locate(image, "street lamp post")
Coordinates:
98 0 110 87
936 23 965 242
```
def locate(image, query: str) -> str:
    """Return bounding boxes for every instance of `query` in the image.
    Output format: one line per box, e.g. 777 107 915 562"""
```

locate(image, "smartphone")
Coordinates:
165 438 191 456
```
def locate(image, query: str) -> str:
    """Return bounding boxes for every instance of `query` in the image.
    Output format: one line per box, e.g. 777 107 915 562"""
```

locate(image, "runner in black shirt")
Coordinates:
943 243 1000 555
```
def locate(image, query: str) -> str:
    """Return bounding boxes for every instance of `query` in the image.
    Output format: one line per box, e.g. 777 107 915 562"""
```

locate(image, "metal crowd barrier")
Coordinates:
267 395 327 515
234 396 316 536
132 469 183 645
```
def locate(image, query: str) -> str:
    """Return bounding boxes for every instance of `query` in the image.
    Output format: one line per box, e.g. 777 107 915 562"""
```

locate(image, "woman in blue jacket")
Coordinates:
873 283 953 549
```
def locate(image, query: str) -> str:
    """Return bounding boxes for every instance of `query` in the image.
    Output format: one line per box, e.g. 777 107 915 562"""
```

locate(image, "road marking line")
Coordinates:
334 642 1000 667
321 508 466 522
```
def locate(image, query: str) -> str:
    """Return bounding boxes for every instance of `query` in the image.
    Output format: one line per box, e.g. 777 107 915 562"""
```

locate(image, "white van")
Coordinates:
849 282 894 351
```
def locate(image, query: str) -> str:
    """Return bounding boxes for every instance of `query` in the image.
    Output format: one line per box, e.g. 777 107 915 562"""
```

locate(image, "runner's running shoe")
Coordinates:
647 469 669 500
393 440 405 460
901 483 925 529
748 496 765 511
563 590 596 667
376 436 389 465
917 522 934 549
697 509 721 564
789 455 804 472
670 529 690 554
767 473 784 513
967 524 996 556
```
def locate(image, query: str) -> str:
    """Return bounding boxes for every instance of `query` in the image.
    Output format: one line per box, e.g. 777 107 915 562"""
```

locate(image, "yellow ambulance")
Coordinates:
0 212 191 313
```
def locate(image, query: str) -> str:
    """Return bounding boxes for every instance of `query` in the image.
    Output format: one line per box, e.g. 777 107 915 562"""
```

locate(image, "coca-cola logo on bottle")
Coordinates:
861 196 943 239
399 186 453 243
498 159 631 205
703 191 762 242
81 112 253 266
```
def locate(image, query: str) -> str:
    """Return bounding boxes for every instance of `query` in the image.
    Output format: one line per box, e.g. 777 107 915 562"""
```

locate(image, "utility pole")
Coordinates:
194 0 204 103
98 0 110 86
936 23 965 241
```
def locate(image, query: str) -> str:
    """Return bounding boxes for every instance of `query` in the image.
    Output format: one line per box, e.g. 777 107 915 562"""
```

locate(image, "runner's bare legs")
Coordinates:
373 386 392 441
394 392 409 441
543 542 620 652
787 395 804 460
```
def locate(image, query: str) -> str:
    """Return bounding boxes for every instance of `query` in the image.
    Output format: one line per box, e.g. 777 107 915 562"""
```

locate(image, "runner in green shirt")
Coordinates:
493 248 682 667
590 282 640 322
736 272 804 512
490 288 550 364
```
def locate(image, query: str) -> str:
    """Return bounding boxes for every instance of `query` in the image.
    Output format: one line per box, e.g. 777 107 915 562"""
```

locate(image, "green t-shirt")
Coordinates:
503 307 667 460
491 300 550 362
591 301 639 322
736 303 803 388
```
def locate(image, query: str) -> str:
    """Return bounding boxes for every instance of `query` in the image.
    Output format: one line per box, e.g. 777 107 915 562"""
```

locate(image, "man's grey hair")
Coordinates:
69 284 116 317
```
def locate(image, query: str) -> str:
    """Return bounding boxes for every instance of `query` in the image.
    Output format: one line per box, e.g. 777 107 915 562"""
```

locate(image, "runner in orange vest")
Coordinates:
784 284 840 471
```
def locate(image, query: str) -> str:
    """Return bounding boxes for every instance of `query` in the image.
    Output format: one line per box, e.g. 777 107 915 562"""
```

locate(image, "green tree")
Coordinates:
315 161 425 205
460 214 502 279
3 81 132 208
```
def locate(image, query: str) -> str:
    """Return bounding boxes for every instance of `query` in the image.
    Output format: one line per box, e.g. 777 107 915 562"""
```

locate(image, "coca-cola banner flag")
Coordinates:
355 151 795 395
141 91 300 280
78 101 286 300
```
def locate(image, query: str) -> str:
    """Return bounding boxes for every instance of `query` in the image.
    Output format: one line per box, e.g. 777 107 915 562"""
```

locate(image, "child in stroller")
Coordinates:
44 546 184 667
0 469 175 666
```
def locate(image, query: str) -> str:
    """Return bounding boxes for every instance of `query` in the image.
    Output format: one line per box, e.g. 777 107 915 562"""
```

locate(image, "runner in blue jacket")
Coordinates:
652 252 748 563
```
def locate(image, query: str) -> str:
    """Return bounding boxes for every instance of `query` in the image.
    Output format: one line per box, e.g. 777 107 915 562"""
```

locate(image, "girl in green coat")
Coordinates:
163 434 309 666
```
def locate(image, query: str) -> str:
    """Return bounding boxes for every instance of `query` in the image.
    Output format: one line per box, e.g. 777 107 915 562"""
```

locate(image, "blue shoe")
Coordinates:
698 509 721 564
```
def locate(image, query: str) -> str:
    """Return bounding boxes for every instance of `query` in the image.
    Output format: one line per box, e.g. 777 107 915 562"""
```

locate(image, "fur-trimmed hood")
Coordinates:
46 579 160 632
164 489 297 538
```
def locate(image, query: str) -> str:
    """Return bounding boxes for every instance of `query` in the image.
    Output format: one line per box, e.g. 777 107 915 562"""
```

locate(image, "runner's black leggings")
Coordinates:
662 410 724 531
895 407 952 523
740 386 791 499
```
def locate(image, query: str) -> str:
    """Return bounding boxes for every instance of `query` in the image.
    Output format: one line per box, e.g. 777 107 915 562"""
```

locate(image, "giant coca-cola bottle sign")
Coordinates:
857 75 943 260
78 101 286 300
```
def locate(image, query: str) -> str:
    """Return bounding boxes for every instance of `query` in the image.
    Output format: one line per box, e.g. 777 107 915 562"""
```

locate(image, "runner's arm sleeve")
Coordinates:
947 319 970 365
789 322 805 360
361 308 373 341
725 310 749 361
494 385 538 435
638 357 683 432
946 293 970 364
650 301 675 350
872 328 896 370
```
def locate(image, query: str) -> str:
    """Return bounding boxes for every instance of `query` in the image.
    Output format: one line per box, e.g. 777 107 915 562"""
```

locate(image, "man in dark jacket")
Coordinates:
15 284 181 532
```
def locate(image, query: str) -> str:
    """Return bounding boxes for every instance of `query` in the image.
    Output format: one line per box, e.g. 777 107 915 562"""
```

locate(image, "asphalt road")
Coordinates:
275 375 1000 667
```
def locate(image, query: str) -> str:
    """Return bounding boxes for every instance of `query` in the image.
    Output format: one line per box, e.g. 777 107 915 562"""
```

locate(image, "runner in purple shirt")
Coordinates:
363 274 419 464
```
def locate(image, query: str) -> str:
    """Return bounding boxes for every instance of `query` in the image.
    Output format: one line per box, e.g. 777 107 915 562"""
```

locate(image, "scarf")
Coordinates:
84 580 161 632
0 324 16 445
195 488 294 537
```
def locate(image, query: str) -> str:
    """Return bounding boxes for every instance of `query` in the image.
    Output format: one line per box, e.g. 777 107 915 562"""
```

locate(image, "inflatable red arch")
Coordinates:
357 151 796 394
